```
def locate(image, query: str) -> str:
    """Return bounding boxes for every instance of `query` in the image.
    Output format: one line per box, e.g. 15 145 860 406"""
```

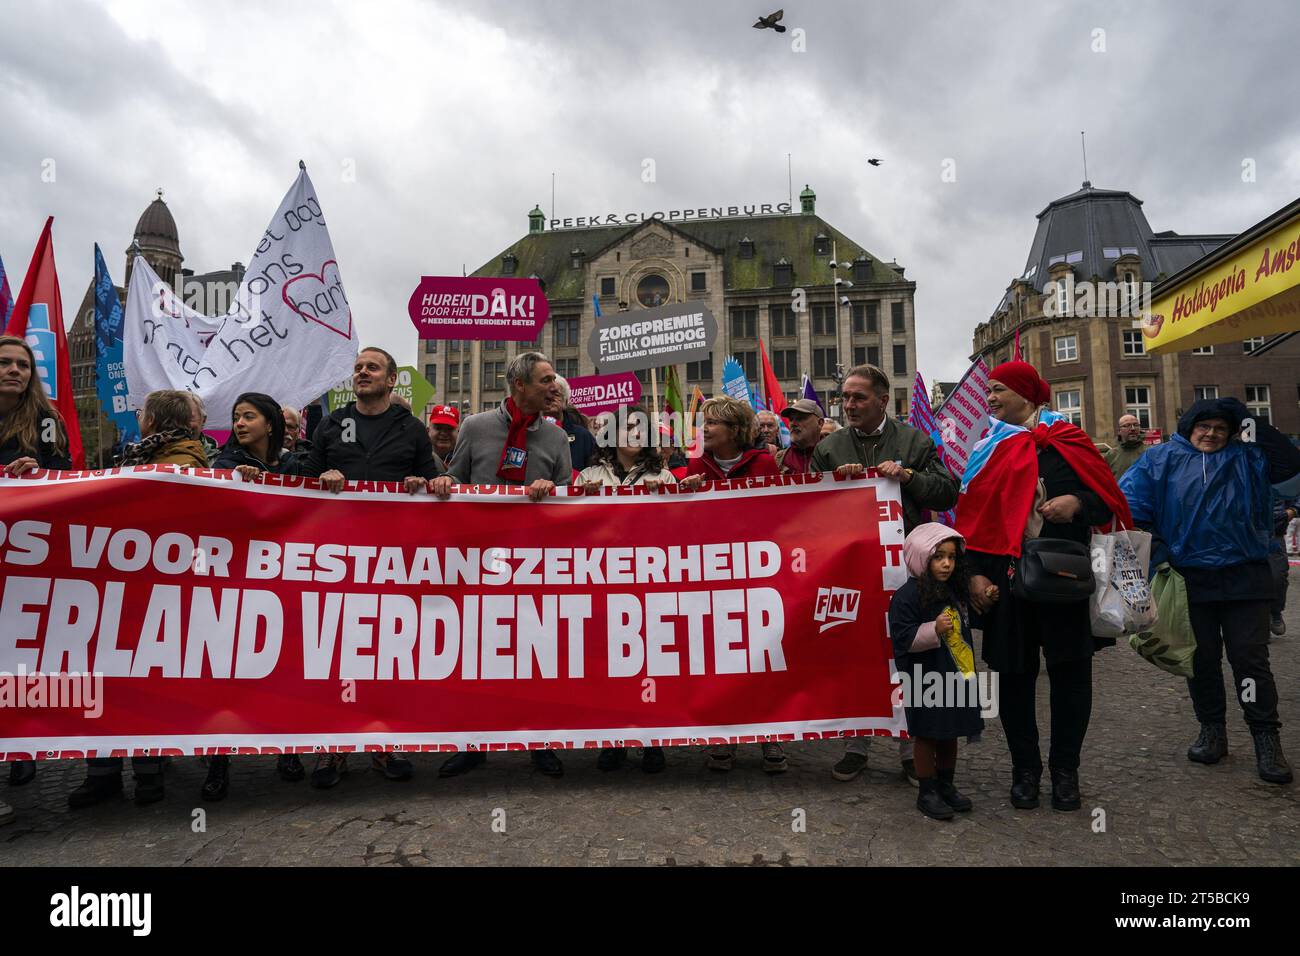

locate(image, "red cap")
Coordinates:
428 404 460 427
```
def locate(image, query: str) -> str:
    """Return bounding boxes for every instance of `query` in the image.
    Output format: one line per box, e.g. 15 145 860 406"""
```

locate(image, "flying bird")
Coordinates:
867 158 884 166
753 9 786 32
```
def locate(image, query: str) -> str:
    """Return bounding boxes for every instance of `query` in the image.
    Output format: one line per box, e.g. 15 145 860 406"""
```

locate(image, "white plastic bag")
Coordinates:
1090 528 1157 638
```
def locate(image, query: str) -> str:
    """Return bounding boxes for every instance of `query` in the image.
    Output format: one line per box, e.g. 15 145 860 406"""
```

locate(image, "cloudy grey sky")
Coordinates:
2 0 1297 385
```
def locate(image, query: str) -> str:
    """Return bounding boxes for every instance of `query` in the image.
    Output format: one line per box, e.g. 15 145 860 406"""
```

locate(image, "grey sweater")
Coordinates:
447 402 573 485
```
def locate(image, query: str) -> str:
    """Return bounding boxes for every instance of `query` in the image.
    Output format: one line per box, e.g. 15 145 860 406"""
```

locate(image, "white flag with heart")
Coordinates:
123 166 358 424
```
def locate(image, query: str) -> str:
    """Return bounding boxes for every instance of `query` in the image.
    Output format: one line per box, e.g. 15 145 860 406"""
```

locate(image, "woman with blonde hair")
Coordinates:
678 395 778 489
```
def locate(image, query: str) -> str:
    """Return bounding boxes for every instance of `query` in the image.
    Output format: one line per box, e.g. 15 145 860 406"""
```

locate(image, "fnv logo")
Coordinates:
813 587 860 632
49 885 151 936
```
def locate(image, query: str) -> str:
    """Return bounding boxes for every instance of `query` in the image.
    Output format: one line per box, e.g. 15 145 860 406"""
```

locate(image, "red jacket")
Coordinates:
686 448 780 480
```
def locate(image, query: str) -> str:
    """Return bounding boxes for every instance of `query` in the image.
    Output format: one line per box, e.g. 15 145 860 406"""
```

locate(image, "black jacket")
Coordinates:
300 402 442 482
212 444 302 475
0 434 72 470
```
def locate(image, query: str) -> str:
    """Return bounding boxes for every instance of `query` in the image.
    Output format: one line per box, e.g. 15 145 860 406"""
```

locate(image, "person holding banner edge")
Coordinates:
0 334 73 800
431 350 572 777
809 364 959 785
299 347 443 787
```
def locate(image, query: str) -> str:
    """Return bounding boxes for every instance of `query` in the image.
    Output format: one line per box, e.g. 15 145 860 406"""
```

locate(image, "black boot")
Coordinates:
201 756 229 801
916 778 955 820
936 767 973 812
1009 767 1040 809
597 747 627 771
134 774 165 806
1049 768 1081 811
8 760 36 787
276 753 305 782
1251 730 1294 784
68 773 123 809
1187 723 1228 764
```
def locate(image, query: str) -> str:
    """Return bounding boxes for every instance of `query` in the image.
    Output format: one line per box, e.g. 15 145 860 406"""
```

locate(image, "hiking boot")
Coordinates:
936 767 973 812
1251 730 1293 784
1049 768 1081 811
531 749 564 777
276 753 305 782
597 747 627 772
916 779 955 820
438 751 486 778
1269 614 1286 636
310 753 348 789
1187 723 1228 764
68 773 123 810
372 753 414 781
641 747 666 774
761 742 788 774
201 756 229 802
1009 767 1041 809
831 751 868 781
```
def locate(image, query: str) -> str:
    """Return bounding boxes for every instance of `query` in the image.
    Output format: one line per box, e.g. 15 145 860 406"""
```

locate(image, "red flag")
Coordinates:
4 217 84 467
758 340 787 416
1013 324 1022 361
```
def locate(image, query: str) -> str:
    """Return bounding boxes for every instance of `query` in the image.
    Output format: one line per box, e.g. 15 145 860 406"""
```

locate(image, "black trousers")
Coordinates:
86 756 162 778
997 655 1092 773
1268 550 1289 617
1187 600 1280 732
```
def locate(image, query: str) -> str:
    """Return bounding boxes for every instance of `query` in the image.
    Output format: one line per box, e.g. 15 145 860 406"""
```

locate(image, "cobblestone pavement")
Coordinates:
4 592 1298 867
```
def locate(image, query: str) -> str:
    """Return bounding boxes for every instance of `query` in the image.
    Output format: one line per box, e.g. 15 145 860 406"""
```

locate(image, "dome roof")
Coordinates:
134 193 179 252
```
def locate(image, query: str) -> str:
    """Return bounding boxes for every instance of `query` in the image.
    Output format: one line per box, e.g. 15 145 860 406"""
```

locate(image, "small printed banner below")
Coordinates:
328 366 434 413
566 372 642 416
0 469 906 758
587 301 718 374
408 276 548 341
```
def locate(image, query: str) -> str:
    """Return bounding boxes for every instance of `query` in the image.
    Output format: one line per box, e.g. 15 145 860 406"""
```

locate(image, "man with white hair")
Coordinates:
544 374 596 472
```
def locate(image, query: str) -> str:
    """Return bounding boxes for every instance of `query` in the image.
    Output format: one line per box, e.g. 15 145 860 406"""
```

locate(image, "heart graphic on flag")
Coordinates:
282 259 352 339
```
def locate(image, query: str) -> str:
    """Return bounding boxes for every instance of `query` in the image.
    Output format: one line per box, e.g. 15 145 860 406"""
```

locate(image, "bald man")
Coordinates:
1102 414 1147 480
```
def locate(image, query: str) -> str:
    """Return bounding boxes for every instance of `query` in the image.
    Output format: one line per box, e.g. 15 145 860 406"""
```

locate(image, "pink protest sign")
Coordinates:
408 276 549 340
566 373 643 416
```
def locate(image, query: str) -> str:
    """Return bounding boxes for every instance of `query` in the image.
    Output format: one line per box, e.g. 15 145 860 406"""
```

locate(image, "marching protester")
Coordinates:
214 392 301 478
579 404 676 773
282 405 314 454
679 395 779 490
755 409 782 456
184 391 219 466
820 419 841 439
955 361 1128 811
0 335 73 805
1100 413 1147 481
890 524 982 820
810 364 958 785
775 398 824 474
299 347 442 788
66 388 220 808
428 403 460 464
117 389 210 468
546 375 597 472
199 392 306 800
674 396 783 771
1120 397 1300 784
431 351 572 777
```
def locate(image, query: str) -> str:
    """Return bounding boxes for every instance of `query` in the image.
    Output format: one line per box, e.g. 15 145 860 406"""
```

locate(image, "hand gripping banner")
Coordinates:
0 469 906 760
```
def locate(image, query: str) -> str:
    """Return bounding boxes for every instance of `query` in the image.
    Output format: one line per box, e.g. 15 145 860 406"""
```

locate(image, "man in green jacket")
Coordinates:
1099 414 1147 481
809 364 960 785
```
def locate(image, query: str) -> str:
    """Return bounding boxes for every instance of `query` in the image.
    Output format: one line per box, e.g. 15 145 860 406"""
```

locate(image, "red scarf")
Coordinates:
955 418 1133 557
496 397 535 483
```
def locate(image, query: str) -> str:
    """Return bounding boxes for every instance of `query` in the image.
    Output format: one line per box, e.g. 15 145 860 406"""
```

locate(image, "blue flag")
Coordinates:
721 356 750 405
93 244 140 445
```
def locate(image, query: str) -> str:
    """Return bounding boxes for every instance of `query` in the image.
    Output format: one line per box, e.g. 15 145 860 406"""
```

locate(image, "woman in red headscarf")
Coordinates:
954 361 1131 814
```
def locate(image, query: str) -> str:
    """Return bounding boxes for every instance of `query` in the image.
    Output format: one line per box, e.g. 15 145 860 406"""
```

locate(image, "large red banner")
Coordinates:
0 468 906 760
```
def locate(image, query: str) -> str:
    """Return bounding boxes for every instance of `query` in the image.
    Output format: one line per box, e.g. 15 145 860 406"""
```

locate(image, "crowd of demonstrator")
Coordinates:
0 331 1295 826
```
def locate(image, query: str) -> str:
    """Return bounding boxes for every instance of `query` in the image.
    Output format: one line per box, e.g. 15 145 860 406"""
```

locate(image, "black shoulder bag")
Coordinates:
1011 538 1096 603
